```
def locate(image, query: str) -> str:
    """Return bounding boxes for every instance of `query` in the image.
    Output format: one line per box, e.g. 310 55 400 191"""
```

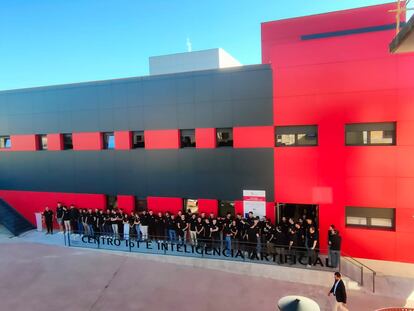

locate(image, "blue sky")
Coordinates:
0 0 407 90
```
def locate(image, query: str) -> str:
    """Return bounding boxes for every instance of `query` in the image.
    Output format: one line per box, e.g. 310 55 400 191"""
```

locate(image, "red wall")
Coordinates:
198 199 218 215
117 195 135 213
10 134 38 151
47 134 63 151
262 3 414 263
145 130 180 149
147 196 183 214
0 190 106 225
115 131 132 150
73 132 103 150
233 126 274 148
195 128 216 148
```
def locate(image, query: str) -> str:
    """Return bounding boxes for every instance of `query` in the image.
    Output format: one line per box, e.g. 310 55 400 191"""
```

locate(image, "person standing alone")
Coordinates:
42 206 54 234
328 272 348 311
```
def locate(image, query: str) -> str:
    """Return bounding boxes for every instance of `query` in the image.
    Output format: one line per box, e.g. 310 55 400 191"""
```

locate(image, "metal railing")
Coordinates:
63 230 377 292
339 252 377 293
64 231 338 272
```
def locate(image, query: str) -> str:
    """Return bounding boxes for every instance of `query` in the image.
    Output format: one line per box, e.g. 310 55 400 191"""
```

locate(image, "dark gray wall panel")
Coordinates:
0 64 273 134
0 149 274 201
0 64 274 201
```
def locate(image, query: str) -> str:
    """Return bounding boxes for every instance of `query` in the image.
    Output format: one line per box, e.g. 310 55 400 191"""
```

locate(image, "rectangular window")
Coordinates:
103 132 115 149
345 122 396 146
216 128 233 147
345 207 395 230
135 198 147 212
0 136 11 149
63 134 73 150
275 125 318 147
132 131 145 149
183 199 198 214
180 129 196 148
38 134 48 150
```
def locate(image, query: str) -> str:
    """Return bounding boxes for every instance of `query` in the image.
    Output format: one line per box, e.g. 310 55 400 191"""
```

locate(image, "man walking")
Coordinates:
328 272 348 311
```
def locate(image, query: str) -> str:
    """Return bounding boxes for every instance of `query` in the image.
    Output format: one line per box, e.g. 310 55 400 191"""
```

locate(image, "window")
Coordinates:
103 132 115 149
345 207 395 230
275 125 318 146
0 136 11 149
38 134 48 150
106 195 118 210
216 128 233 147
132 131 145 148
183 199 198 214
135 198 147 212
180 129 196 148
218 201 235 217
345 122 396 146
63 134 73 150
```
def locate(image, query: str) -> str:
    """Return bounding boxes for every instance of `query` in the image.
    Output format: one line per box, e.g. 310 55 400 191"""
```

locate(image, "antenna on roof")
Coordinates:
186 37 192 52
389 0 413 34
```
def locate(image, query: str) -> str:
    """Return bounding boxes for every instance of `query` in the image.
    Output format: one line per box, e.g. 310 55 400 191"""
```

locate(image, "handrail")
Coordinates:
339 251 376 293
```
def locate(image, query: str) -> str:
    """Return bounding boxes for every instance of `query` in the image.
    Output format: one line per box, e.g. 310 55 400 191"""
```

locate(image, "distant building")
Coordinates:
149 48 241 75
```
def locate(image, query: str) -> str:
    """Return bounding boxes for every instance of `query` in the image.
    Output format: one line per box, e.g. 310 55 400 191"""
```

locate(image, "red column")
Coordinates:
10 134 38 151
198 199 218 216
145 130 180 149
147 197 183 214
195 128 216 148
47 134 63 151
115 131 132 150
233 126 274 148
73 132 103 150
234 200 244 216
117 195 135 213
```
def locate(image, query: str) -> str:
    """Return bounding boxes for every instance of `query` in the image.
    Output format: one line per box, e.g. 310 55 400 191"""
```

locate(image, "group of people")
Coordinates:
42 202 341 267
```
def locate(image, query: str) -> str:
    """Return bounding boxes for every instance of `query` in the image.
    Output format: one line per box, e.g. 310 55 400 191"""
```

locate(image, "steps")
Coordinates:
0 198 35 236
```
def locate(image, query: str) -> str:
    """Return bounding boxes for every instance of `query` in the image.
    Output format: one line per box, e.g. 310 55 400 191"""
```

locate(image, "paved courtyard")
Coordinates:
0 238 409 311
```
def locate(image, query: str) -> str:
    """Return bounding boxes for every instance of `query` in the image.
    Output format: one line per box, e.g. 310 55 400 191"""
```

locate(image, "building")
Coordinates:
149 48 242 75
0 2 413 264
262 2 414 263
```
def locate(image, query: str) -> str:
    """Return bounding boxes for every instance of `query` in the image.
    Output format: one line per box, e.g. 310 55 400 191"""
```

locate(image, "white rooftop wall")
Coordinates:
149 48 242 75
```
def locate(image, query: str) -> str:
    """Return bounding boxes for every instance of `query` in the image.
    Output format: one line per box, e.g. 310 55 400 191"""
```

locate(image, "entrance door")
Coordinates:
276 203 318 227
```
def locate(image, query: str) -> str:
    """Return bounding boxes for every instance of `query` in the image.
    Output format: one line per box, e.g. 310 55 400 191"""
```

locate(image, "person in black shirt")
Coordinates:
229 220 238 250
264 221 275 254
177 214 188 245
96 210 104 236
246 217 260 256
117 210 124 238
307 226 318 267
69 205 79 234
166 214 177 243
329 230 342 268
128 212 136 239
195 217 204 246
223 221 232 251
42 206 54 234
155 212 165 241
203 218 212 248
147 210 156 240
210 219 220 249
140 210 149 240
86 209 95 237
288 227 298 261
62 206 71 233
189 214 198 245
56 202 64 232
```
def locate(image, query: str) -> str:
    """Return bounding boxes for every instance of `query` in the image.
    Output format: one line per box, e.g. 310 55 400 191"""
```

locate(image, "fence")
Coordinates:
64 231 338 272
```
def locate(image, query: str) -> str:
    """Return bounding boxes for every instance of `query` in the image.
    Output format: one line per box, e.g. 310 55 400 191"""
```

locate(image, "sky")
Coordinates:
0 0 409 91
